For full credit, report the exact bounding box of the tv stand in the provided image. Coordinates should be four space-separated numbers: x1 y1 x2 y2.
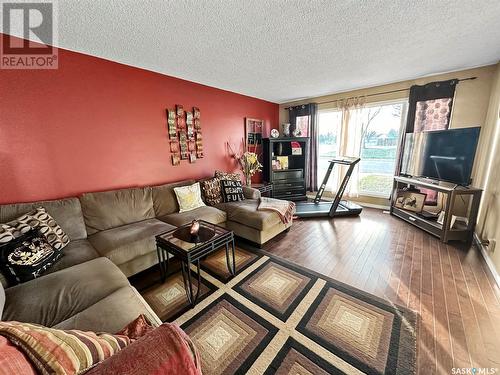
390 176 482 243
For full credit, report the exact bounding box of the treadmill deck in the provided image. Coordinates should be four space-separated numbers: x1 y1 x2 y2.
295 200 362 218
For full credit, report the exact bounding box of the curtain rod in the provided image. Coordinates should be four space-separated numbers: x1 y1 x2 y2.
284 76 477 109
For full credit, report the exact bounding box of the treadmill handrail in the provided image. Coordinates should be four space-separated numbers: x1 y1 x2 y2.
329 156 361 165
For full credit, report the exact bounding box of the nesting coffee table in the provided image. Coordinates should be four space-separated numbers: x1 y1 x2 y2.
155 220 236 306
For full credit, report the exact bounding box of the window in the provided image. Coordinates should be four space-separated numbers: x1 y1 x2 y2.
317 110 342 189
357 101 407 197
317 101 407 197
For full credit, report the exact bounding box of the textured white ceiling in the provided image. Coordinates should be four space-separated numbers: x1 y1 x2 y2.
6 0 500 103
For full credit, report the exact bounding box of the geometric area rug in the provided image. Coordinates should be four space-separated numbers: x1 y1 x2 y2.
141 246 418 375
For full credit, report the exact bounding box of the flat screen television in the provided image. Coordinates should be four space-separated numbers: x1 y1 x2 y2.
400 127 481 186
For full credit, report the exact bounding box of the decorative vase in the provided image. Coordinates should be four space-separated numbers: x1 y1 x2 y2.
245 173 252 187
281 123 291 137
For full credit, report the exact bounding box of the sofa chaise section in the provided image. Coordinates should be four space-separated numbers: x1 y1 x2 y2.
216 187 292 245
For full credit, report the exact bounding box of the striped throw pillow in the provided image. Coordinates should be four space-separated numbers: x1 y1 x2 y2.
0 321 131 375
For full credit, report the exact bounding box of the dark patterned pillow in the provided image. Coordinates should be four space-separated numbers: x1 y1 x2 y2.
200 177 223 206
220 179 245 202
6 207 70 250
215 170 241 182
0 229 63 285
0 224 16 245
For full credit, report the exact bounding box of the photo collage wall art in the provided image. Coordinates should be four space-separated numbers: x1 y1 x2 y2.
167 105 204 165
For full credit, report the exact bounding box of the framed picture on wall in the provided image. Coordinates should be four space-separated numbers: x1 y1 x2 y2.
295 115 309 137
245 118 264 164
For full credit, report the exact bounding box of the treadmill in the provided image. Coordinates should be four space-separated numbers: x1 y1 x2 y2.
295 156 363 218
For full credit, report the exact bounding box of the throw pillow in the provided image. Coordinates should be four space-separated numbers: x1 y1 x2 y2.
0 336 37 375
116 314 154 340
85 324 202 375
173 182 206 213
0 229 63 285
0 321 132 375
200 177 223 206
0 224 15 245
221 179 245 202
215 170 241 182
6 207 70 250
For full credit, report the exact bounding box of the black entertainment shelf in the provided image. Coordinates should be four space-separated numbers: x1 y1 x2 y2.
263 137 309 201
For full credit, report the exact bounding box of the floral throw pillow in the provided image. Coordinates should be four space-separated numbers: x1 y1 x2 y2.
200 178 223 206
215 170 241 182
173 182 206 213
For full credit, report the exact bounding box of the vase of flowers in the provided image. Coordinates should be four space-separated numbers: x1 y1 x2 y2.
228 142 263 187
239 151 262 187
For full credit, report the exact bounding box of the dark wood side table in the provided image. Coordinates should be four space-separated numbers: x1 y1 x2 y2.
155 220 235 306
252 182 273 197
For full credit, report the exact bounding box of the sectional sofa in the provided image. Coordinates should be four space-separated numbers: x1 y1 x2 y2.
0 179 292 333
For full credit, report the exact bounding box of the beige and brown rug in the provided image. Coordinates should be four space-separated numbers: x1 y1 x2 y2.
141 247 417 375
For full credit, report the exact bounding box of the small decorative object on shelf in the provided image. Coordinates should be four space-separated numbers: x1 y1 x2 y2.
281 123 291 137
292 128 301 137
227 139 263 187
291 141 302 155
270 128 279 138
394 190 426 213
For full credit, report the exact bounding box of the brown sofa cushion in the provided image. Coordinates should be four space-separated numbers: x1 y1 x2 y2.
53 287 162 333
88 219 174 266
151 180 196 217
0 198 87 241
216 199 281 231
3 258 129 327
158 206 226 227
80 187 155 235
43 239 99 276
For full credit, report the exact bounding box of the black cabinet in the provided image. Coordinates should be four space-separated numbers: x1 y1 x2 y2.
263 137 309 201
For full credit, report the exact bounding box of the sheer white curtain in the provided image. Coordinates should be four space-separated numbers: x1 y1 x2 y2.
331 97 366 198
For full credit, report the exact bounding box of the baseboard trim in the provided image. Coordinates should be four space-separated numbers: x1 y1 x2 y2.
473 232 500 288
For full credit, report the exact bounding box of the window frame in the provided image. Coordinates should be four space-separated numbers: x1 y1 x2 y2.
357 99 408 198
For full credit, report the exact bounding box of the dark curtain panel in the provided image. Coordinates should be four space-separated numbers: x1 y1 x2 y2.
308 104 319 191
396 79 458 205
288 104 311 130
405 79 458 133
288 103 318 191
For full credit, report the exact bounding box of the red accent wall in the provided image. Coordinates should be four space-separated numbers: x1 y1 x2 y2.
0 35 278 204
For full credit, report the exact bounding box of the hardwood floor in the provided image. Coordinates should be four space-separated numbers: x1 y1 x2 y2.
261 208 500 374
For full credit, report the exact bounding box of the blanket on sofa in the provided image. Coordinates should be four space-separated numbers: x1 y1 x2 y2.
258 197 295 224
